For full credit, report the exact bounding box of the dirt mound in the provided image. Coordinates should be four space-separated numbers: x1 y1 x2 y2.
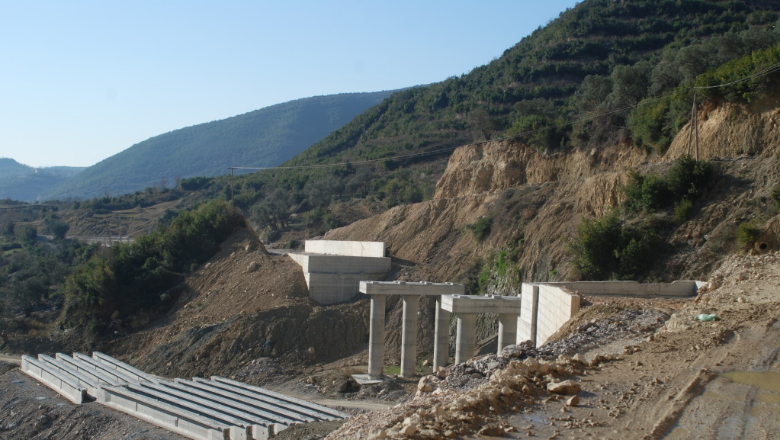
100 226 371 382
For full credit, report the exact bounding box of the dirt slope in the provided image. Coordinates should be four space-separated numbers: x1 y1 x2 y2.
327 250 780 439
99 226 371 382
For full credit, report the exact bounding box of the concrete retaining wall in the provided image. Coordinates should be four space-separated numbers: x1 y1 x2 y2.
517 284 539 345
304 240 385 258
535 285 581 346
542 280 700 297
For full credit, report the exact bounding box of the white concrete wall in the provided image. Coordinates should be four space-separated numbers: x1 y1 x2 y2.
535 285 581 346
542 280 699 297
305 240 385 258
308 272 387 304
517 284 538 345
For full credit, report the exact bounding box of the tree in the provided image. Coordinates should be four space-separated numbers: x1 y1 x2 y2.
49 220 70 240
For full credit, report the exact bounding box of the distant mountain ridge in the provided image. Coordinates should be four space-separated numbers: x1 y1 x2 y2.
0 158 85 202
38 90 396 200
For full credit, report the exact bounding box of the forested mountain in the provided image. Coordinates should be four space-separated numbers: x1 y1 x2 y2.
213 0 780 235
0 159 84 202
39 91 396 200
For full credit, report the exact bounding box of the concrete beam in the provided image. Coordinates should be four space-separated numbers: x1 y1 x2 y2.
304 240 385 258
207 376 349 420
73 352 137 384
400 295 419 378
21 355 87 404
368 294 386 379
121 382 262 439
440 294 522 315
172 379 308 425
433 297 450 370
359 281 465 296
93 352 158 383
37 354 99 396
97 385 236 440
55 353 123 387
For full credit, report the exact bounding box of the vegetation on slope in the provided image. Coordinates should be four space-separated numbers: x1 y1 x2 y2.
61 200 244 334
39 91 395 201
0 158 85 203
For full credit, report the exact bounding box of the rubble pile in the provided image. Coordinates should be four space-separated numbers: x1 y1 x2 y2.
539 308 669 357
325 347 606 440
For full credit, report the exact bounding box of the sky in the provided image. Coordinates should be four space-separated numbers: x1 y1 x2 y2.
0 0 580 168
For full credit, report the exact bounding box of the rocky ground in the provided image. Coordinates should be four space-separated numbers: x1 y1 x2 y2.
3 250 778 439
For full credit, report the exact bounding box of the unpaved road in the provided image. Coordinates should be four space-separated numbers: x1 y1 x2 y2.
0 354 19 365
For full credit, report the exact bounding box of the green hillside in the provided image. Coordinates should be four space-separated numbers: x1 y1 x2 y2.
205 0 780 236
0 159 85 202
39 91 396 200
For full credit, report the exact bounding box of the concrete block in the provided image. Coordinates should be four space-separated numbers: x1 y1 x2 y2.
304 240 385 258
21 355 87 404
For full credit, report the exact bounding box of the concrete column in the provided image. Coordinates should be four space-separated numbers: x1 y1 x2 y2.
368 295 386 379
454 313 477 365
400 295 419 378
497 313 518 355
433 296 450 370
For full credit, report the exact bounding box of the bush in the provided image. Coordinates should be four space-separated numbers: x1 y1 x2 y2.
772 186 780 205
467 217 493 241
667 155 713 200
736 221 762 250
673 198 694 223
571 211 663 280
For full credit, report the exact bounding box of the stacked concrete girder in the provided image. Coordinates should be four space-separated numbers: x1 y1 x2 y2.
21 352 349 440
289 240 391 305
20 355 89 404
440 295 523 364
359 280 465 378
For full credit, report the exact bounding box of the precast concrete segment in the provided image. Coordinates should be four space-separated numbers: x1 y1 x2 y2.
93 352 158 383
400 295 419 378
171 379 309 425
37 354 98 395
304 240 385 258
120 382 259 439
56 353 124 387
137 380 281 435
359 280 465 296
433 297 450 370
207 376 350 420
440 294 522 315
454 314 477 365
96 385 235 440
21 355 87 404
497 314 518 356
368 294 386 379
73 352 138 384
517 284 539 345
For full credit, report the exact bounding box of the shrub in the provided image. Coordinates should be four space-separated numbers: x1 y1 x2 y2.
467 217 493 241
673 198 694 223
571 211 663 280
667 155 713 200
736 221 762 250
772 186 780 205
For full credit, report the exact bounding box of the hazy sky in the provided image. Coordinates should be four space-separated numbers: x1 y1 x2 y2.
0 0 580 168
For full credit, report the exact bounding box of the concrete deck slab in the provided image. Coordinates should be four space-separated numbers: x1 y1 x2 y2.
304 240 385 258
359 280 465 296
